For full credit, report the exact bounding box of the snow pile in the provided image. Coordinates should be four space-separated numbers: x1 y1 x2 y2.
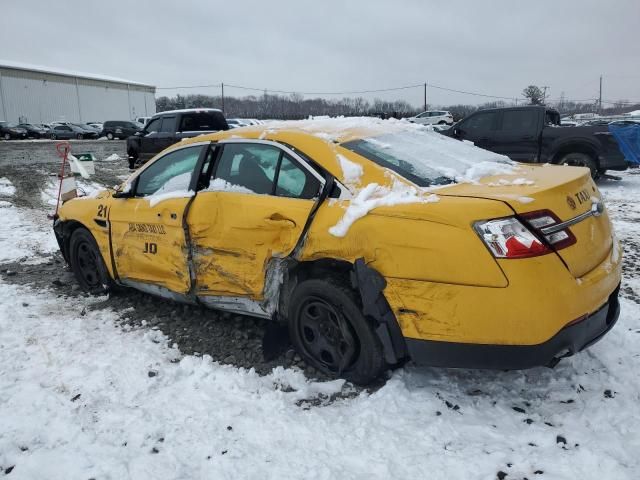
104 153 121 161
0 178 16 196
336 154 363 187
0 203 58 262
204 178 254 194
487 177 536 187
329 181 439 237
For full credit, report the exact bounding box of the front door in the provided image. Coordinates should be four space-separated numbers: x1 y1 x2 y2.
456 110 499 151
109 144 206 294
188 141 322 299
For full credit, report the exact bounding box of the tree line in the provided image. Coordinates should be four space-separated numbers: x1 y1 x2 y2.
156 91 639 122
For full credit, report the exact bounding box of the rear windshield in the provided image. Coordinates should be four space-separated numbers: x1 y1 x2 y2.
341 131 510 187
179 112 228 132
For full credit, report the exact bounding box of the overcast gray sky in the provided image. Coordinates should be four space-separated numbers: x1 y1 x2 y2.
2 0 639 108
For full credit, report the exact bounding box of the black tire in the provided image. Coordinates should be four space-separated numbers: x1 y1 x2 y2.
50 133 56 140
438 120 447 125
3 133 10 141
558 152 599 179
69 228 112 295
106 132 114 140
76 133 83 140
288 278 385 385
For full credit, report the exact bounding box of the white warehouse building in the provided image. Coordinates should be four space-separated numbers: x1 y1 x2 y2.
0 60 156 124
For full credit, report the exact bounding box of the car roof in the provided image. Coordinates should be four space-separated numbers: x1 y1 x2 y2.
152 108 223 117
173 117 437 185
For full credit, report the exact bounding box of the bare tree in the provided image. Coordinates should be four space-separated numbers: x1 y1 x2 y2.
522 85 544 105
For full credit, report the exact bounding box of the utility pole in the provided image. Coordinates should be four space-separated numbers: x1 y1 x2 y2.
541 86 549 105
424 82 427 112
221 82 225 113
598 75 602 114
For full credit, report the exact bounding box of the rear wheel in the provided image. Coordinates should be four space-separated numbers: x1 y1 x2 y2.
288 278 385 385
76 133 83 140
558 152 598 179
106 132 114 140
438 120 447 125
69 228 112 295
3 133 10 140
50 133 56 140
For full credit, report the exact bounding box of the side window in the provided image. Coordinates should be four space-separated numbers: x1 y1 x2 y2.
501 110 537 133
135 146 203 196
276 156 320 199
145 118 162 133
461 112 497 132
213 143 280 194
160 116 176 133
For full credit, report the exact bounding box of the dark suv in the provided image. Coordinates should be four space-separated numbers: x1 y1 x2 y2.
102 120 142 140
126 109 229 167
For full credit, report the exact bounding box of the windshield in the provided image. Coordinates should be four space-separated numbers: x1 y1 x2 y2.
4 122 19 128
341 130 512 187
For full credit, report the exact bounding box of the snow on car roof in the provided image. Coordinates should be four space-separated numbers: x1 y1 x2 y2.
0 59 155 88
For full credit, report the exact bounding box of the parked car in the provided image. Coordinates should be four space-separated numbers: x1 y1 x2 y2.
17 123 48 138
102 120 142 140
444 106 628 178
126 108 229 167
407 110 454 125
0 121 28 140
54 121 621 385
87 122 103 131
135 116 151 126
73 123 102 136
49 124 98 140
227 118 250 128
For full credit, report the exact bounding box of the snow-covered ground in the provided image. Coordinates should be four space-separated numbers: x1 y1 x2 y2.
1 171 640 479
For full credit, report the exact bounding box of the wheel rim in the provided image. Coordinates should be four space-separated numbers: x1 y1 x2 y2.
75 240 101 288
4 133 9 140
296 297 358 374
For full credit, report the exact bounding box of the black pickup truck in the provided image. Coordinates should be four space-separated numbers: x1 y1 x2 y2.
444 106 628 177
126 108 229 168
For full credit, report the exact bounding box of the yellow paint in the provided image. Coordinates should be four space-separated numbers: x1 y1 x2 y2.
57 123 622 348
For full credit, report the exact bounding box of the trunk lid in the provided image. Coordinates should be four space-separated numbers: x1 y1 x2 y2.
438 164 613 278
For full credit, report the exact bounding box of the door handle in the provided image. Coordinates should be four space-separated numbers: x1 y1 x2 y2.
264 213 296 228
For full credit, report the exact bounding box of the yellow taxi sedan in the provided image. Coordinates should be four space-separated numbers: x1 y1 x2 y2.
53 119 622 384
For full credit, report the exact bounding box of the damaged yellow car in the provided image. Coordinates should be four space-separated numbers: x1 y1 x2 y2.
53 119 622 384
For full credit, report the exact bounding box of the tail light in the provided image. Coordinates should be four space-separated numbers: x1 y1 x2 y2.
520 209 577 250
475 210 577 260
474 217 550 258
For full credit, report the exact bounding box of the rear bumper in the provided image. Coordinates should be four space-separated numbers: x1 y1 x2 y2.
406 285 620 369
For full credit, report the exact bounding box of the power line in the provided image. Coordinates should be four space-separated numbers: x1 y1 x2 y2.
156 80 639 105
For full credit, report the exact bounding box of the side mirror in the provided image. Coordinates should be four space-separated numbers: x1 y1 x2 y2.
112 190 133 199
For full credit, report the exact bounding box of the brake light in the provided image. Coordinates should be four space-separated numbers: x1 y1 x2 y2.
520 209 577 250
474 217 550 258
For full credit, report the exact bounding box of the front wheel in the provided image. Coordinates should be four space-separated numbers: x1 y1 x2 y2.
558 152 598 179
3 133 10 140
76 133 83 140
50 133 56 140
106 132 114 140
288 278 385 385
69 228 112 295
